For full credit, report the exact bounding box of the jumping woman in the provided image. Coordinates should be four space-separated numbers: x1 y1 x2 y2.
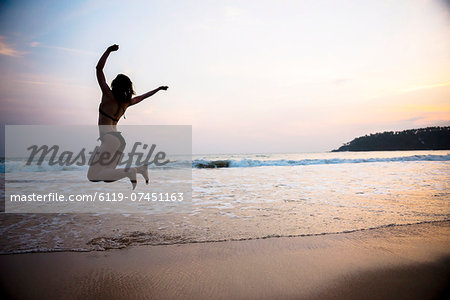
87 44 168 189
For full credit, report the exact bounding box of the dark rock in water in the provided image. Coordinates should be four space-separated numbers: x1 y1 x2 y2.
194 160 230 168
332 126 450 152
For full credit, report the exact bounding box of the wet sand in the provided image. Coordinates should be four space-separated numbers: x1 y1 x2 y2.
0 221 449 300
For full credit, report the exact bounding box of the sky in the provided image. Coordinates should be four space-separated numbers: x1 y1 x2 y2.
0 0 449 154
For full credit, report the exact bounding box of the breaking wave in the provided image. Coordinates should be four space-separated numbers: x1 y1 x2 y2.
192 154 450 168
2 154 449 173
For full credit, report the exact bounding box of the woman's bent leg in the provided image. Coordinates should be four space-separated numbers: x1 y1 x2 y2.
87 133 138 189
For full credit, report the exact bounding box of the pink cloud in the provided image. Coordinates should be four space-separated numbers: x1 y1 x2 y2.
0 36 26 57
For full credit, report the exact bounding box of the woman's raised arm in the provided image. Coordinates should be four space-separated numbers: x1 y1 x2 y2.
96 44 118 94
129 86 168 106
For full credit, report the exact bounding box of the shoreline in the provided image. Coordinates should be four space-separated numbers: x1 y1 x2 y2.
1 220 449 299
1 219 449 255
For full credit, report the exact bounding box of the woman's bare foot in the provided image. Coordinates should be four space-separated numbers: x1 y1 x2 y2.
137 164 149 185
129 168 137 190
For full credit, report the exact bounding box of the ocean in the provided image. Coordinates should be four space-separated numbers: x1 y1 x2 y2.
1 150 449 254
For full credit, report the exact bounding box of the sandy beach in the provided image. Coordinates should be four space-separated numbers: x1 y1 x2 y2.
0 221 448 299
2 0 450 299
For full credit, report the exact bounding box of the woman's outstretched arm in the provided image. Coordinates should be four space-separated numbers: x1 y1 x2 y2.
96 44 118 94
129 86 168 106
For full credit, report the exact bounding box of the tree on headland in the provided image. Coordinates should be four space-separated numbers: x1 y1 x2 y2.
332 126 450 152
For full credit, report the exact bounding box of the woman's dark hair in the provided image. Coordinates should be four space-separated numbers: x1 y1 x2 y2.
111 74 135 103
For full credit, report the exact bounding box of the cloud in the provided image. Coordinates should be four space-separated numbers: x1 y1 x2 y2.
403 81 450 92
332 78 352 85
224 6 243 17
0 36 26 57
30 41 96 56
10 77 96 91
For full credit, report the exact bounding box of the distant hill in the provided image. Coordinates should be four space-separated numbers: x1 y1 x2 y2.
332 126 450 152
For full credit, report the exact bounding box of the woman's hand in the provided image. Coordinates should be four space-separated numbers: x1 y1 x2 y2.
107 44 119 52
159 86 169 91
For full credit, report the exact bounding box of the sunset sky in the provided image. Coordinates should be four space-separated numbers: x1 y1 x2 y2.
0 0 449 153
